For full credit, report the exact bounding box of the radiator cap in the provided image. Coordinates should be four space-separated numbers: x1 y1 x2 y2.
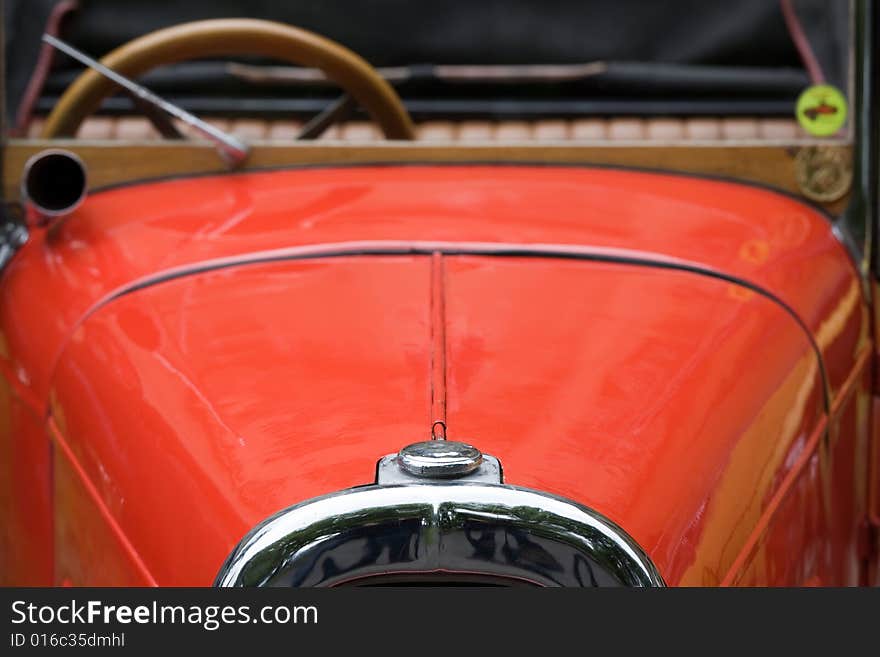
397 440 483 478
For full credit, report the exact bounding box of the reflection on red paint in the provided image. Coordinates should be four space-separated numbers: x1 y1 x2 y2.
0 166 873 585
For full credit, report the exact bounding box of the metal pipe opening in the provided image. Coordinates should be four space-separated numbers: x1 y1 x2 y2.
21 149 87 219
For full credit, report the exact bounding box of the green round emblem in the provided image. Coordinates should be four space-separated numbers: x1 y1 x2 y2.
795 85 847 137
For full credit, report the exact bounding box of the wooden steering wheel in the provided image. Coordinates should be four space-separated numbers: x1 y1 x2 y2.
41 18 416 140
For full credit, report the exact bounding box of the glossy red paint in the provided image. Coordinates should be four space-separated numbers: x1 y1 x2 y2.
47 255 840 585
0 383 52 585
724 347 872 586
443 256 832 586
50 418 155 586
0 167 866 404
50 258 433 584
0 165 873 585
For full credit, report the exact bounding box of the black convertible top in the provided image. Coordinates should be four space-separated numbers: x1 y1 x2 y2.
3 0 850 124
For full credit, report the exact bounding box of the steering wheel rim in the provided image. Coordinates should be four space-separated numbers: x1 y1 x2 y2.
41 18 416 140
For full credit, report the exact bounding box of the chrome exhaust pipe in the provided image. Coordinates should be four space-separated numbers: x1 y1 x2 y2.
21 149 87 221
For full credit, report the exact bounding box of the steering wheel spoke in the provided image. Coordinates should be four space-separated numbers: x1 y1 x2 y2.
297 94 357 140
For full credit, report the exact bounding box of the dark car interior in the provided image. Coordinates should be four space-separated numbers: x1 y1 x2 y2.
3 0 850 142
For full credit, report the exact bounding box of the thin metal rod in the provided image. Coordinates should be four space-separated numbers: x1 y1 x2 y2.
14 0 79 135
430 252 448 440
779 0 825 84
227 61 608 86
42 34 249 167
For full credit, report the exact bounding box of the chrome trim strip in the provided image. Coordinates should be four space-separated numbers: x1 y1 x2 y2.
214 483 665 587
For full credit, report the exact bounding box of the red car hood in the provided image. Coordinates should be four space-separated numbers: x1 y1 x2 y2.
51 251 824 586
2 166 862 402
1 165 859 585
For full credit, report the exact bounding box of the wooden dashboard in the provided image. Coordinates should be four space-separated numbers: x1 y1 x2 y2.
2 117 853 216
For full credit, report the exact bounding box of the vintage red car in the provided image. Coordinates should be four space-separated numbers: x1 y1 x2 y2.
0 0 878 586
